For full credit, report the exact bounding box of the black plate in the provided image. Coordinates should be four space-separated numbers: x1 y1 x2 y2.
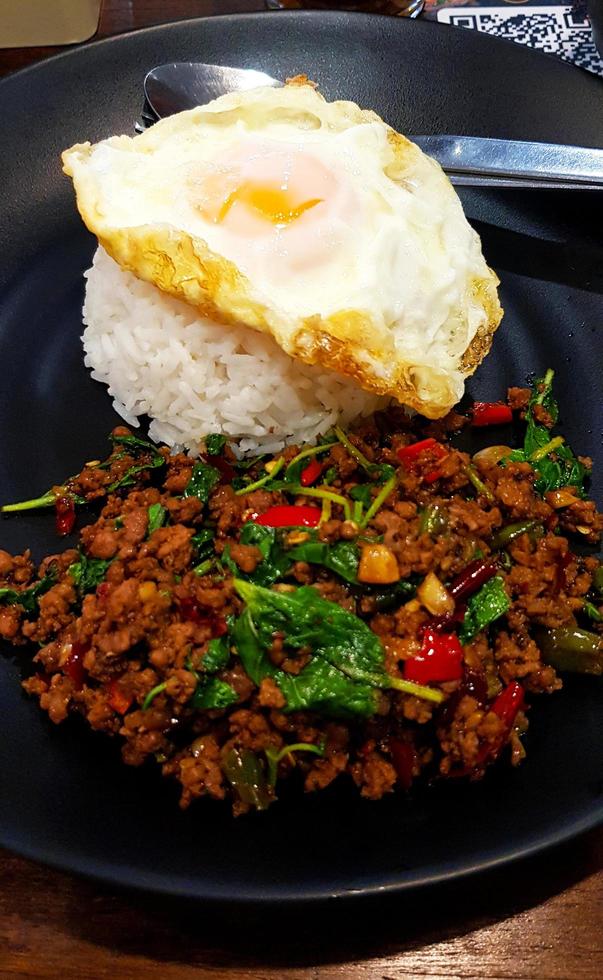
0 12 601 904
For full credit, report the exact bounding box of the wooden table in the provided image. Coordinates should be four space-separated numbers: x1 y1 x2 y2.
0 3 601 977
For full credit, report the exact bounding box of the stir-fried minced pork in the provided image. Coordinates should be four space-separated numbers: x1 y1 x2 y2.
1 372 601 815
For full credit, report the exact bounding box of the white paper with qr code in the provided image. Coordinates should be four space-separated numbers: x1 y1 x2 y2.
436 5 603 77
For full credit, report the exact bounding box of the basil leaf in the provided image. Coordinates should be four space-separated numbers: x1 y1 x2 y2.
349 485 373 508
233 606 380 718
147 502 167 535
0 566 58 616
532 444 589 496
287 536 359 584
183 462 220 504
109 433 159 454
508 371 589 497
107 435 165 492
233 580 442 718
68 553 112 597
205 434 227 456
190 677 238 710
370 463 396 485
282 458 305 485
582 600 603 623
223 523 292 587
202 636 231 673
191 528 215 561
458 576 510 643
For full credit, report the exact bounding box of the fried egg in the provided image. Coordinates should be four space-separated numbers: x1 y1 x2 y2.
62 81 503 418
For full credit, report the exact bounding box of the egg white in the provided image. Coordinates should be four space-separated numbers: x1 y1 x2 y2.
62 81 502 418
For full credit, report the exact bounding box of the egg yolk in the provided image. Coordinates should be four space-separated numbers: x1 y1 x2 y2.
189 142 355 279
193 144 336 235
216 182 323 226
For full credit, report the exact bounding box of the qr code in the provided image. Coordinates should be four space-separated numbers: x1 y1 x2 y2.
437 5 603 77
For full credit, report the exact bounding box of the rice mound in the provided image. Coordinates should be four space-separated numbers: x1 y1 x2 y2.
82 248 386 456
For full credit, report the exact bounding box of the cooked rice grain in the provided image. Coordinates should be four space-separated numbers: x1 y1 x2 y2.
82 248 385 455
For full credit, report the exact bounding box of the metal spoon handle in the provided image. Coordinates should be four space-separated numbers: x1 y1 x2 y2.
412 135 603 189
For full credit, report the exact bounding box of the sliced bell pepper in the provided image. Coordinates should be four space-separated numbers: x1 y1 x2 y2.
404 628 463 684
255 504 321 528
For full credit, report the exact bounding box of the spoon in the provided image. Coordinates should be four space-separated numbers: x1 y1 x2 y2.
143 62 603 191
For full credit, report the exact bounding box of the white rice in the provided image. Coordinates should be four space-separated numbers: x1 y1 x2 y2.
82 248 385 456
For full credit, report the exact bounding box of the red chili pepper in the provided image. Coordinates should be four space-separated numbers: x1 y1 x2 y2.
96 582 111 602
55 495 76 536
449 558 498 602
404 629 463 684
439 665 489 727
201 452 235 484
389 738 418 791
397 438 448 484
300 458 323 487
358 738 376 759
64 641 87 690
554 550 573 595
107 678 133 715
254 504 321 528
471 402 513 427
208 614 228 637
423 466 446 484
462 666 489 706
491 680 524 727
424 601 467 634
473 681 525 768
179 598 228 637
397 438 442 466
179 596 203 624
